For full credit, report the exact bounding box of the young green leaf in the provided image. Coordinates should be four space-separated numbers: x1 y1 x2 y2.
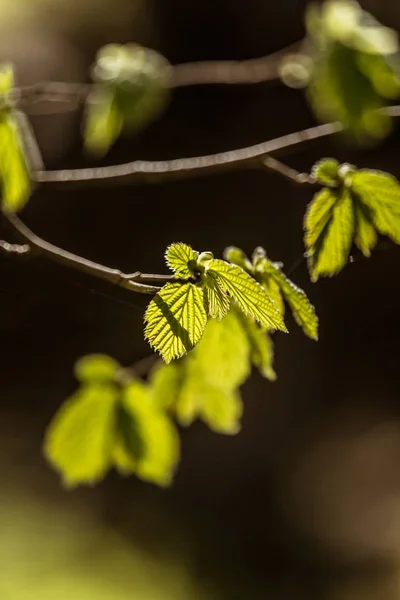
354 200 378 257
202 272 230 320
44 384 117 487
74 354 121 384
261 262 319 340
223 246 253 271
305 187 355 281
149 360 182 410
0 113 31 212
236 310 276 381
83 86 123 156
208 259 287 332
144 282 207 363
188 310 251 392
312 158 340 187
351 169 400 243
165 242 198 279
113 381 179 487
201 386 243 435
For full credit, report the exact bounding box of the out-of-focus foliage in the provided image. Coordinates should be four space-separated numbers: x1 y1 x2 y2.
145 243 287 363
0 64 31 212
0 492 210 600
305 158 400 279
280 0 400 142
45 354 180 487
84 43 172 155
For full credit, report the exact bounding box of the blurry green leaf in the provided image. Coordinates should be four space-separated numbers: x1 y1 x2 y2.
114 381 179 486
83 86 123 156
290 0 400 142
149 360 182 410
223 246 253 271
208 259 287 331
354 200 378 256
201 386 243 435
237 311 277 381
144 282 207 363
0 65 31 212
165 242 198 278
305 186 355 280
44 384 117 487
351 169 400 243
86 43 172 155
203 271 230 320
261 276 285 317
74 354 121 384
189 311 251 392
312 158 340 186
0 113 31 212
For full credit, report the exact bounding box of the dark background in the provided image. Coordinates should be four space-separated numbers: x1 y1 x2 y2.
1 1 400 598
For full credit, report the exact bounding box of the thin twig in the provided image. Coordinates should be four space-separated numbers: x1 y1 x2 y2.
34 121 343 186
0 239 30 255
3 212 170 295
9 42 299 110
262 156 317 185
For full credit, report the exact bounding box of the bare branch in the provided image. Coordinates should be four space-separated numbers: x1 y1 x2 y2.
33 121 342 186
261 156 317 185
0 239 30 255
3 212 172 295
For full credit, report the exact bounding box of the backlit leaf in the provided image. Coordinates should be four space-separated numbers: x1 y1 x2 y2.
83 86 123 156
0 113 31 213
261 262 318 340
44 384 117 487
165 242 198 278
74 354 121 384
148 360 182 410
354 200 378 256
351 169 400 243
113 381 179 487
305 187 355 280
201 386 243 435
236 311 277 381
312 158 340 186
203 271 230 320
144 282 207 362
208 259 287 331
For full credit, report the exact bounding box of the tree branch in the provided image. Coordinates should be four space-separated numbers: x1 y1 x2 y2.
3 212 173 295
10 42 299 111
33 121 342 186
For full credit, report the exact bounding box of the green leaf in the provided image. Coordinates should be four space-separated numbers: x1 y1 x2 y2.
236 310 276 381
175 376 243 435
114 381 179 486
189 310 251 392
203 271 230 320
83 86 123 156
165 242 198 279
305 187 355 280
44 384 117 487
223 246 253 271
302 1 400 142
74 354 121 384
86 44 172 155
208 259 287 331
351 169 400 243
261 263 318 340
144 282 207 363
312 158 340 186
354 200 378 257
201 386 243 435
261 276 285 317
148 360 182 410
0 69 31 213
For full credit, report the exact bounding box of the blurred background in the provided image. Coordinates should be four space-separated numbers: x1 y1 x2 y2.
1 0 400 598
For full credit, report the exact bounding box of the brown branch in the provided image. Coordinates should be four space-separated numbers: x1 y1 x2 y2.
3 212 173 295
33 121 342 186
10 42 299 111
